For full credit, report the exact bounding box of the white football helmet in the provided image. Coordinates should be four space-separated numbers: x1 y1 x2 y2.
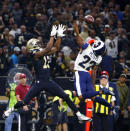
91 40 106 56
26 38 40 52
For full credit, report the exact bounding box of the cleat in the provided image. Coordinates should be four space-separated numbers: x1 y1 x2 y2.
3 107 14 119
101 88 115 96
78 114 92 122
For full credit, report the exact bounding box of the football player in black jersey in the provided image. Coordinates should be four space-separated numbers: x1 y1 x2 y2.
4 24 92 122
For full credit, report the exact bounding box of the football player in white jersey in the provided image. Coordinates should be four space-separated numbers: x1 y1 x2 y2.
73 21 115 108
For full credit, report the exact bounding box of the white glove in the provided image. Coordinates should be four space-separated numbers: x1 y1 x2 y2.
50 25 57 36
57 24 66 37
96 55 102 65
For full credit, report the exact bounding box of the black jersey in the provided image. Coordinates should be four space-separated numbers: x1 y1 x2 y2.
31 49 50 80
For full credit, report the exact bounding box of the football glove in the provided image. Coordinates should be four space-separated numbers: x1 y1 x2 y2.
50 25 57 37
101 88 115 96
57 24 66 37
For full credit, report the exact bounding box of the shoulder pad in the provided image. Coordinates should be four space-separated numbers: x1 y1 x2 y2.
82 43 89 50
30 49 40 57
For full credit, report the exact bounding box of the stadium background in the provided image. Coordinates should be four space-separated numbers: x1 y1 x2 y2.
0 0 130 131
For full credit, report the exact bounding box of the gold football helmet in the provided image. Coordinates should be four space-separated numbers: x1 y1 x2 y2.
26 38 40 52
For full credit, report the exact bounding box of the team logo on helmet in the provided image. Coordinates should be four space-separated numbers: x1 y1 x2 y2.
26 38 40 52
92 40 106 56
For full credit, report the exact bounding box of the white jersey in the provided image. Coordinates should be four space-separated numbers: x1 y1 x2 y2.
74 44 102 72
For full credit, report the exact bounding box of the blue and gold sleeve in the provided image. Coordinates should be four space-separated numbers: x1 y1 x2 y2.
82 43 89 50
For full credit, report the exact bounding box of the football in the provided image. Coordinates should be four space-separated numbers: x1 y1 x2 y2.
84 15 94 24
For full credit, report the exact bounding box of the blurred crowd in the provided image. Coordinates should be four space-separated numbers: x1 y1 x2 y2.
0 0 130 131
0 0 130 77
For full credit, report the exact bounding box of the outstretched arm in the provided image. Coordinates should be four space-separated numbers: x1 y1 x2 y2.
48 37 61 55
34 25 57 58
48 24 66 54
91 66 97 89
73 20 83 47
34 36 55 58
34 24 66 57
